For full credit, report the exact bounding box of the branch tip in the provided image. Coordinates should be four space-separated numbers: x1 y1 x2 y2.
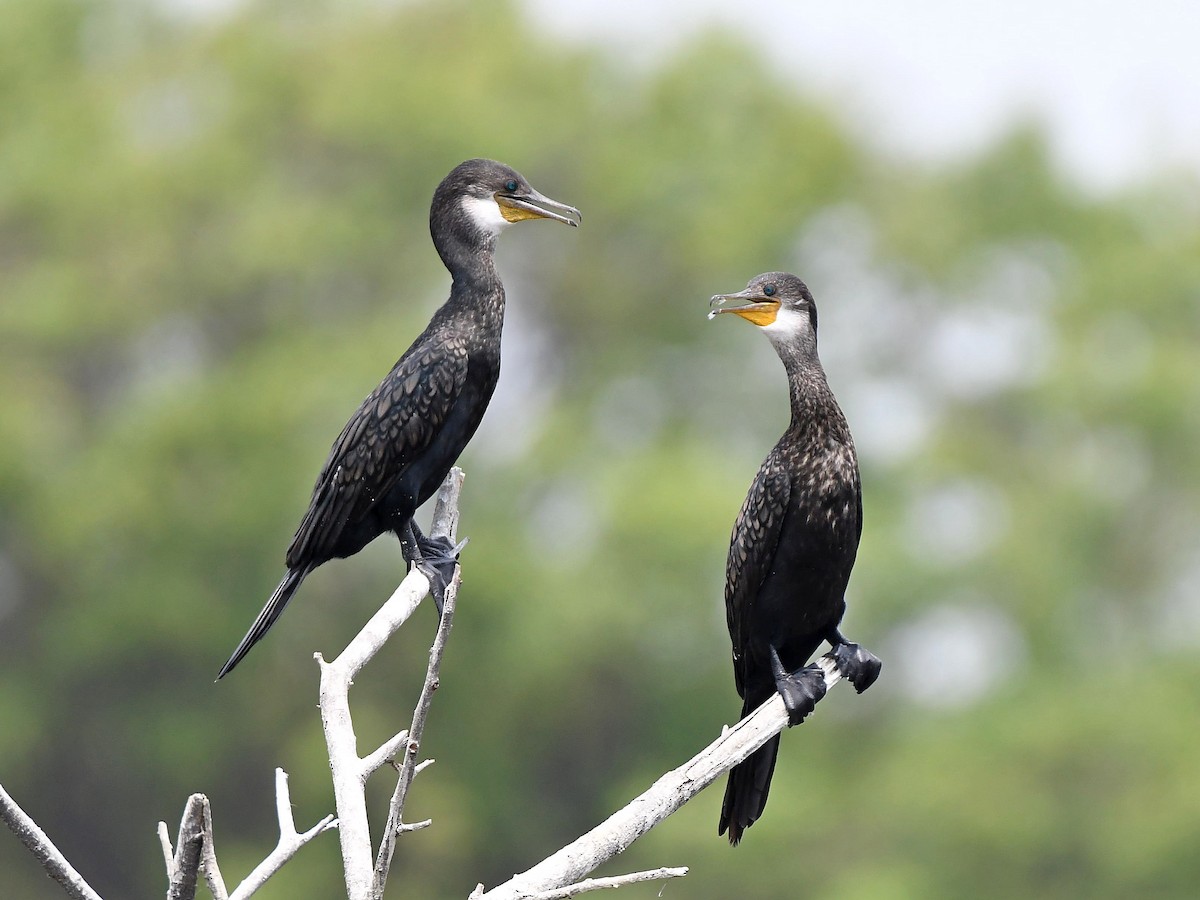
158 821 174 874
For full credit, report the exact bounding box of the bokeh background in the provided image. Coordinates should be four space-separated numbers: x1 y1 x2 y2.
3 1 1199 897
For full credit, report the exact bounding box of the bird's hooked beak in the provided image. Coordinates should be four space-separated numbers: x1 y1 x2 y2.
708 287 781 326
495 187 582 227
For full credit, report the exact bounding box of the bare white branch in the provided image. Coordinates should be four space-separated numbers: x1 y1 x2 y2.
475 658 844 899
396 818 433 833
316 648 374 899
426 467 465 546
197 801 230 900
318 467 465 900
373 472 466 894
316 560 435 897
159 821 175 879
227 769 336 900
157 772 329 900
360 730 411 780
274 767 298 834
1 782 105 900
326 571 432 680
372 572 459 887
167 794 207 900
5 470 468 900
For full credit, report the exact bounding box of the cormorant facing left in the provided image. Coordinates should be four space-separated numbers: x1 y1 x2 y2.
709 272 881 844
217 159 580 679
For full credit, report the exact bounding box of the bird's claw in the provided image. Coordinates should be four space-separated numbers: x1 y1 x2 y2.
412 533 465 616
826 641 882 694
770 646 827 726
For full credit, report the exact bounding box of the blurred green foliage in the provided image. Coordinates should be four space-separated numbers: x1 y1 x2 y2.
2 1 1200 898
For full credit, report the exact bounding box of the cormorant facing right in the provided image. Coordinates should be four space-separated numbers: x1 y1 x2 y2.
218 159 580 679
709 272 881 844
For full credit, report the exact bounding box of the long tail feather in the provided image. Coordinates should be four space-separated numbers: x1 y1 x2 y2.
216 566 312 680
718 702 780 845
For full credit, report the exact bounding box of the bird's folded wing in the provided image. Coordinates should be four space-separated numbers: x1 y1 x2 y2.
285 340 470 567
724 460 791 699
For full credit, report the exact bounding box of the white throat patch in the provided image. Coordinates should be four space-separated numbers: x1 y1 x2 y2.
761 306 810 340
460 195 511 237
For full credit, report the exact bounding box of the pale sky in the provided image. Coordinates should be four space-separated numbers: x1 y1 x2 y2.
166 0 1200 190
522 0 1200 191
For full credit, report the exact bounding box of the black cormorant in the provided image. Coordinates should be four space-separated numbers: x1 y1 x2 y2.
217 159 580 679
708 272 881 844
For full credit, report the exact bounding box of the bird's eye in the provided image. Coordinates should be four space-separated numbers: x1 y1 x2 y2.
504 179 518 193
763 284 777 297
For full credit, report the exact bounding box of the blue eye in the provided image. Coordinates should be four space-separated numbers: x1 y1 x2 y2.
504 179 518 193
763 284 776 297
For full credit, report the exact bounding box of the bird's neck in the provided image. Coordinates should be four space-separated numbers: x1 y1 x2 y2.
781 355 845 439
438 227 500 283
432 225 503 316
442 258 506 340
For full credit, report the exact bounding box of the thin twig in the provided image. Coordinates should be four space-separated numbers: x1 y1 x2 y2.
228 769 336 900
475 658 844 899
521 866 689 899
360 729 410 779
0 782 104 900
198 798 230 900
372 571 459 890
396 818 433 834
158 821 175 879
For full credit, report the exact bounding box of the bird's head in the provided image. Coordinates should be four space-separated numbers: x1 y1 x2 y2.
709 272 819 354
436 159 581 241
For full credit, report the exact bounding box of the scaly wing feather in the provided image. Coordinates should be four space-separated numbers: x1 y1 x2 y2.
725 455 791 699
285 337 469 568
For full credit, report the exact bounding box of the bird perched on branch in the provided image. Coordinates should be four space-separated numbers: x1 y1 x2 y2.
218 159 580 679
708 272 881 844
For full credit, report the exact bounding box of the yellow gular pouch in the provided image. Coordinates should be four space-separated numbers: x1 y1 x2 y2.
495 194 549 223
729 300 781 327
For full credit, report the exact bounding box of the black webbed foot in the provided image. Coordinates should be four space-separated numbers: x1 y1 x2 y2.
401 522 467 615
826 640 882 694
770 646 828 726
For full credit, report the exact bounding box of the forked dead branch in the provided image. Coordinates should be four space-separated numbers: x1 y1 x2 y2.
2 467 855 899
